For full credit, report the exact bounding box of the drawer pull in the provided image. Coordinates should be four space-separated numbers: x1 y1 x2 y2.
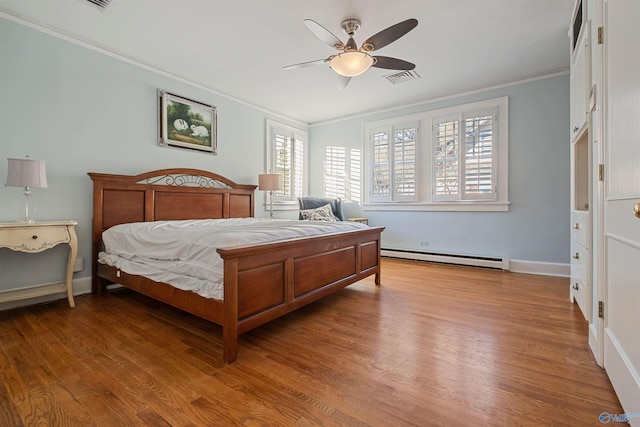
32 235 38 240
573 252 581 260
573 126 579 133
573 223 580 230
573 283 579 290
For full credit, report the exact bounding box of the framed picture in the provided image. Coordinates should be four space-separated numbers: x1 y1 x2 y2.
158 90 217 154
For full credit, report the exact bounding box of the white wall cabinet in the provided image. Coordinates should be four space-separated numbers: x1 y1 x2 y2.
570 210 589 317
570 144 591 321
568 0 591 321
570 29 588 140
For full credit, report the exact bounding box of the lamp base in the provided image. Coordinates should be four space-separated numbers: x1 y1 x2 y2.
269 190 274 219
16 218 36 224
15 188 38 224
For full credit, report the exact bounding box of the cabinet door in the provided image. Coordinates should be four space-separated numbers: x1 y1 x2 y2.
570 30 588 140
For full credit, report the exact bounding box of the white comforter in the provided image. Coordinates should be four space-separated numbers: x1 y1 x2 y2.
99 218 368 300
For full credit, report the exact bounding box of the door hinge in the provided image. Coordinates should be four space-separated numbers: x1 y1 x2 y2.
598 164 605 181
599 301 604 318
598 27 603 44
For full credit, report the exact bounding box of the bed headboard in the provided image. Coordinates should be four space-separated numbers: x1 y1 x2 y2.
88 168 257 286
89 168 256 228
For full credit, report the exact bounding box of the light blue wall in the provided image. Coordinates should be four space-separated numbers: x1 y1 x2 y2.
0 18 303 289
309 75 570 263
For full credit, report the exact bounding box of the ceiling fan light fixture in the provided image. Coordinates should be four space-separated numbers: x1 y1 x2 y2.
329 51 374 77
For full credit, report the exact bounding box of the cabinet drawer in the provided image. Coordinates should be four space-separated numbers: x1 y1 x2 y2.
571 210 589 248
570 276 588 320
570 239 588 284
0 226 70 253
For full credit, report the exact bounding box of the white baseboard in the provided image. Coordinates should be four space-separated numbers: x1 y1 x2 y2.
0 276 92 311
589 323 604 367
381 248 509 270
382 248 569 278
508 259 569 277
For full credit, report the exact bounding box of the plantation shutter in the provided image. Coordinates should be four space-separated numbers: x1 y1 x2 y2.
463 109 496 200
324 146 362 203
392 123 418 201
349 148 362 203
433 108 497 201
368 123 418 202
325 146 346 199
433 114 460 200
293 136 304 198
369 127 391 201
272 126 305 202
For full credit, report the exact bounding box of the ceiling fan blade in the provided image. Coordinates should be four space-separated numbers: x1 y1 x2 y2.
282 58 329 70
304 19 345 50
372 56 416 70
338 75 351 90
361 18 418 52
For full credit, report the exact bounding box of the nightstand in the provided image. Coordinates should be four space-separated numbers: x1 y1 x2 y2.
0 220 78 308
347 217 368 225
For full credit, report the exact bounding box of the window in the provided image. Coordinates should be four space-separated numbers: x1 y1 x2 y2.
433 107 497 201
324 146 362 203
367 121 419 202
266 120 307 209
364 97 508 211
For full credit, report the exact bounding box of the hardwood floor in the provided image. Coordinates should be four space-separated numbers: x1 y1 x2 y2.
0 258 622 426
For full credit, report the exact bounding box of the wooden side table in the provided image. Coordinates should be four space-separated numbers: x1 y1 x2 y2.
347 217 369 225
0 220 78 308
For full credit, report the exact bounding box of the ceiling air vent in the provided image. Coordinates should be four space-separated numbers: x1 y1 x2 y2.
84 0 112 10
384 70 421 85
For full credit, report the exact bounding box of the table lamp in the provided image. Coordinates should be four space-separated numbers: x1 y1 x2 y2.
5 157 48 223
258 173 282 218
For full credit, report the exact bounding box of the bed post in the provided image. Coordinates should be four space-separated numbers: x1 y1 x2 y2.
222 258 239 363
91 176 104 293
375 234 382 286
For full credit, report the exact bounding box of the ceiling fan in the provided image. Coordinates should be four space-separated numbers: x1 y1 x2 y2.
283 18 419 89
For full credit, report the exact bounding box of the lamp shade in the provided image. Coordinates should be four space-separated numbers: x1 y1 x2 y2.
258 173 282 191
329 51 375 77
5 158 48 188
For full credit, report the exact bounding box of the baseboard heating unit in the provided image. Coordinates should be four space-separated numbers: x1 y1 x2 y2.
381 248 510 271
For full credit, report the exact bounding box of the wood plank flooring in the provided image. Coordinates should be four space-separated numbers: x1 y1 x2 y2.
0 258 622 426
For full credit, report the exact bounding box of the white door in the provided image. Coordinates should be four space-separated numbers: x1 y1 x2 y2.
603 0 640 421
587 0 604 366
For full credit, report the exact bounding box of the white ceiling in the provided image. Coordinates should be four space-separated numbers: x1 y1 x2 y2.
0 0 574 124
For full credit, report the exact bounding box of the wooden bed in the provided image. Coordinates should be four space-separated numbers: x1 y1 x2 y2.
88 168 384 363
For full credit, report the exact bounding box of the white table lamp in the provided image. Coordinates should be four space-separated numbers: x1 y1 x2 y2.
5 157 48 223
258 173 282 218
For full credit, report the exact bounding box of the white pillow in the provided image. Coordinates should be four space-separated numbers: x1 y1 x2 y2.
299 203 337 221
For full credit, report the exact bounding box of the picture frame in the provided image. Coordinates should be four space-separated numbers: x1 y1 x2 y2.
158 90 217 154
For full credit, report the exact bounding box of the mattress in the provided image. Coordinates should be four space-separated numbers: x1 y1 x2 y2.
98 218 368 300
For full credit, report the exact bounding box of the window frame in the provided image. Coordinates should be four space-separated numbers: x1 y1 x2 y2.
366 119 420 203
432 106 498 202
265 119 308 211
363 97 509 212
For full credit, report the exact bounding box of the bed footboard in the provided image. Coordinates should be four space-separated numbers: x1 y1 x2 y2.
217 226 384 363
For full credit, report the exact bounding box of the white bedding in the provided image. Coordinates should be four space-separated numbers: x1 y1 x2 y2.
99 218 368 301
